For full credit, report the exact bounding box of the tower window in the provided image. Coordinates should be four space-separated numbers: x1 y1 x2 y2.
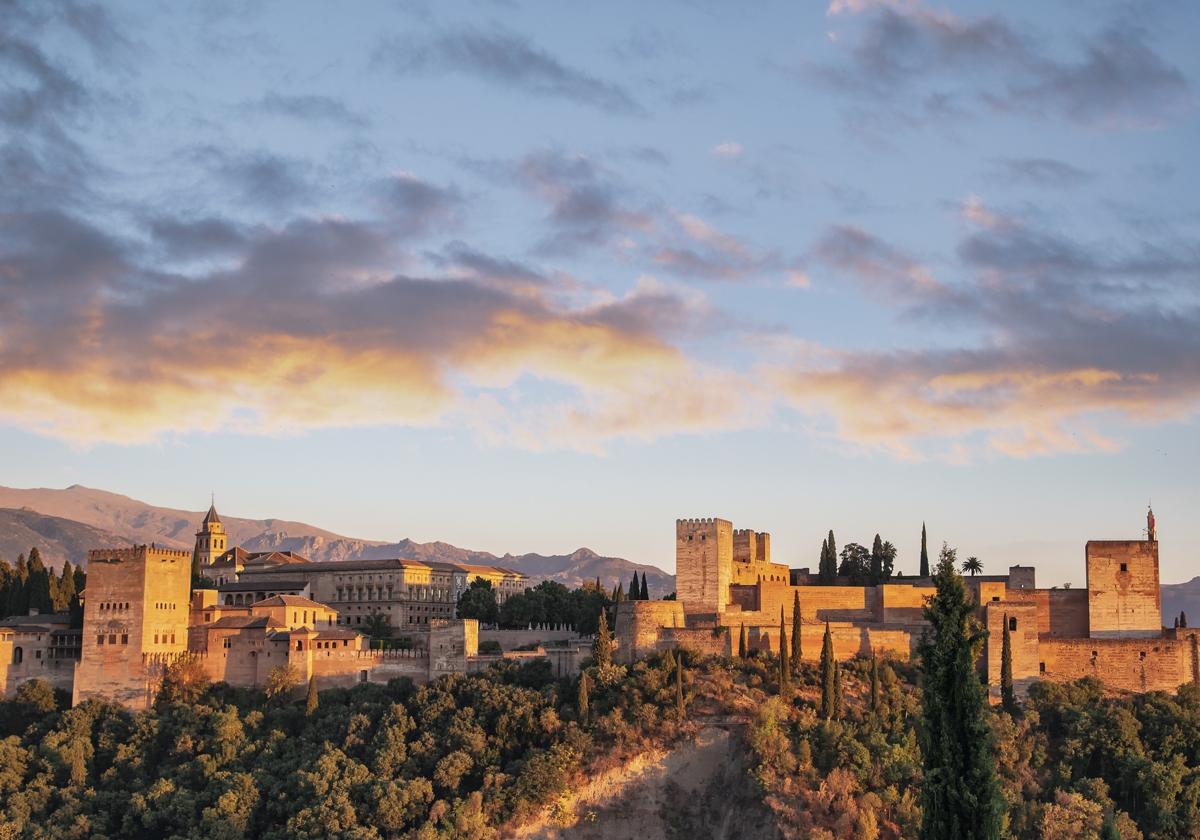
1039 662 1045 673
1119 563 1128 572
1008 617 1017 631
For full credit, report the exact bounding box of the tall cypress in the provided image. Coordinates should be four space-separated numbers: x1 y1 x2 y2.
613 582 624 603
676 660 686 719
628 571 640 601
1000 615 1016 713
819 621 836 719
918 544 1004 840
778 608 790 692
920 522 930 578
593 610 613 668
640 572 649 601
738 622 747 658
870 534 884 586
870 653 880 713
56 561 77 612
790 591 803 674
578 671 591 723
305 675 319 716
833 660 842 720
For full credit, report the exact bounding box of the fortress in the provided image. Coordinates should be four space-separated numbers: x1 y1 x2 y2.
0 504 599 710
615 510 1200 697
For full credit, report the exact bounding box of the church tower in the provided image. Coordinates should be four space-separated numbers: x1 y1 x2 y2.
193 501 227 568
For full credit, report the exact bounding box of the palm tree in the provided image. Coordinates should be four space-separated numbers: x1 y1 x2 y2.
961 556 983 576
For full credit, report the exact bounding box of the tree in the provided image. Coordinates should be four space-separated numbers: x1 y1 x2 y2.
1000 614 1016 713
818 530 839 583
676 660 686 719
264 664 301 701
918 543 1004 840
879 540 897 582
833 660 842 719
577 671 590 723
870 653 880 713
305 675 319 716
778 608 790 693
157 655 210 706
363 612 393 642
962 556 984 576
820 622 836 720
790 591 802 674
639 572 649 601
1181 611 1189 629
613 581 624 603
920 522 930 578
870 534 884 586
456 579 499 625
738 623 747 658
838 543 871 583
628 571 640 601
592 609 613 668
55 561 77 612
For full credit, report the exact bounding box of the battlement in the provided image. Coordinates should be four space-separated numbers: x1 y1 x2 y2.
87 545 191 564
676 517 730 529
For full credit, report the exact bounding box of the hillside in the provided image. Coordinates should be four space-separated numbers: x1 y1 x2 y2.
1161 576 1200 626
0 485 673 594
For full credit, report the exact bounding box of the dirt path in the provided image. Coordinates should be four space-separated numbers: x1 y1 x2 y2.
505 725 778 840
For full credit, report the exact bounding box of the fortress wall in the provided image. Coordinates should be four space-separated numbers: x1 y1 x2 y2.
479 628 581 650
743 621 916 661
1087 541 1161 638
1005 589 1089 637
983 603 1041 699
880 584 934 624
615 601 685 664
728 585 758 612
1039 636 1193 693
730 560 790 586
662 626 732 658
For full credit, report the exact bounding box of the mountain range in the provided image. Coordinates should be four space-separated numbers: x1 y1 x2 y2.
0 485 674 597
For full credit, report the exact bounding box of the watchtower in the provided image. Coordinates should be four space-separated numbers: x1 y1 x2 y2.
193 502 227 568
1085 538 1161 639
675 518 733 615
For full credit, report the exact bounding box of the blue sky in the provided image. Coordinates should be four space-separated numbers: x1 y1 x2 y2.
2 0 1199 584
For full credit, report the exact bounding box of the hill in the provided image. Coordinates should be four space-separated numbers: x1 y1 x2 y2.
0 485 673 595
1161 576 1200 627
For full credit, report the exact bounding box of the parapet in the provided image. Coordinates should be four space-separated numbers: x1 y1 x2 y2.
677 517 731 528
87 545 192 564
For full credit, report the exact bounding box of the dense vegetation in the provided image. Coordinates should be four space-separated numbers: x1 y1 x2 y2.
0 547 84 621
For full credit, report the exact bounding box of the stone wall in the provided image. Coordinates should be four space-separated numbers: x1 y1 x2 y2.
479 627 582 651
675 518 732 614
614 600 685 664
982 602 1041 699
1086 540 1161 638
1039 636 1194 693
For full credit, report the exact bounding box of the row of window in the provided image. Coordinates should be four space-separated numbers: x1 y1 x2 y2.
96 634 129 645
98 602 130 612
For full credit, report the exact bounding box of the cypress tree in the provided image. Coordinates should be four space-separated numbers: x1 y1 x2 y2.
613 582 624 603
870 534 884 586
918 544 1004 840
1000 615 1016 713
9 554 28 616
1181 611 1189 629
790 591 803 674
26 548 54 615
819 621 836 719
662 647 676 674
578 671 591 723
593 609 613 668
778 608 790 692
1100 818 1121 840
738 622 747 658
920 522 930 578
305 675 319 716
640 572 649 601
57 561 77 612
870 653 880 713
676 660 686 719
833 660 842 720
628 571 640 601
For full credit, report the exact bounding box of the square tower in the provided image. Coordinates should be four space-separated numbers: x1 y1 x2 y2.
74 545 192 709
676 518 733 615
1085 540 1161 639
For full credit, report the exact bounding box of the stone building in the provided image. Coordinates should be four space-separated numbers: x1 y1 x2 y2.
0 612 80 696
618 509 1197 697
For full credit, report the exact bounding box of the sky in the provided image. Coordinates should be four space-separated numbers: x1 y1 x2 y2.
2 0 1199 585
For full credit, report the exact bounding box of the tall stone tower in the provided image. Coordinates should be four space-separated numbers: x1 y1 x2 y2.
676 518 733 615
193 502 227 569
74 545 193 709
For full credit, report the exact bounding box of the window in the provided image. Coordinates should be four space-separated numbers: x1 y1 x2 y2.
1008 617 1017 631
121 634 128 645
1119 563 1128 572
108 634 116 645
1039 662 1046 673
97 635 104 646
359 669 368 683
12 647 23 664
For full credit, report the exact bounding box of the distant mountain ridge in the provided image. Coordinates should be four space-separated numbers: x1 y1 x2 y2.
0 485 673 596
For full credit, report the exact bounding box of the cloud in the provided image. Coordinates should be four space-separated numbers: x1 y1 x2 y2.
810 224 944 298
251 92 369 127
375 26 643 115
711 141 744 158
373 172 464 238
194 148 314 212
814 2 1191 128
988 157 1092 189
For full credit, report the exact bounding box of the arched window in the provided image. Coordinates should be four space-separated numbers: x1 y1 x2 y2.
12 647 22 665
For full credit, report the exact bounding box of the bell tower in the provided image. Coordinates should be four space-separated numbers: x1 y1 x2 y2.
193 499 227 568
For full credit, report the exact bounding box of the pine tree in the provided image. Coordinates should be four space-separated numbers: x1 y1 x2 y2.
778 608 790 693
918 544 1004 840
738 622 747 658
578 671 591 723
790 591 803 674
820 621 836 719
639 572 649 601
870 653 880 713
629 571 640 601
676 660 686 719
305 675 319 716
870 534 884 586
593 609 613 668
1000 614 1016 713
920 522 930 578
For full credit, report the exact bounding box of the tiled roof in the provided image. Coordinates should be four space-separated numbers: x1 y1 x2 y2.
240 557 527 578
0 612 72 629
217 579 308 592
254 594 329 609
207 615 282 630
202 504 221 525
